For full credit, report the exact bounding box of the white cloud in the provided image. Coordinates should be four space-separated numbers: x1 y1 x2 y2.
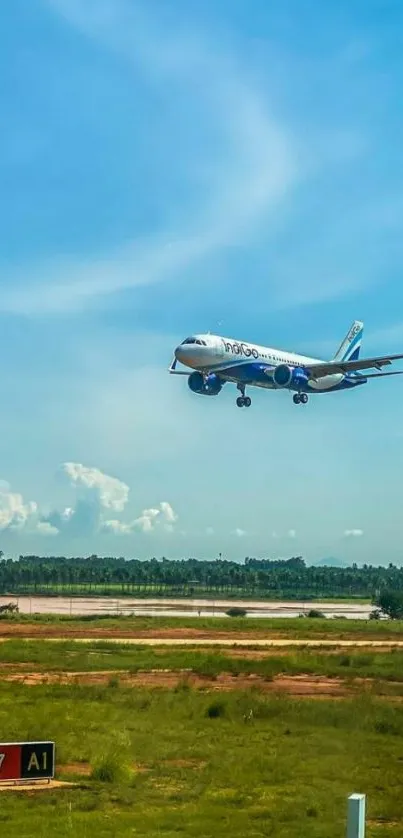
0 481 38 530
0 484 61 536
36 521 59 536
344 529 364 538
233 528 246 537
3 461 179 539
132 507 161 534
100 519 133 536
103 501 179 535
2 0 297 316
288 529 297 539
0 487 37 532
160 501 177 525
61 462 129 511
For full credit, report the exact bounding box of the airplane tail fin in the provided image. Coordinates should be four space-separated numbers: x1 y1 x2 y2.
332 320 364 363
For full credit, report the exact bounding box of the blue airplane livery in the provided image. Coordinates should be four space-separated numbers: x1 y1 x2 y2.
169 321 403 407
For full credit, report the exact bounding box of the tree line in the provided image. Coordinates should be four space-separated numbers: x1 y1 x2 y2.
0 553 402 599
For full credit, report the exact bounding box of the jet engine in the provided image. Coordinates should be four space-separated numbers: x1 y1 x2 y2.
273 364 310 389
188 371 223 396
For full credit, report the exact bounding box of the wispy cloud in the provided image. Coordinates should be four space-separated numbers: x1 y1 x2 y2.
1 0 297 316
344 529 364 538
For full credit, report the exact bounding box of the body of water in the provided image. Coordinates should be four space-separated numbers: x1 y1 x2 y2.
0 595 373 619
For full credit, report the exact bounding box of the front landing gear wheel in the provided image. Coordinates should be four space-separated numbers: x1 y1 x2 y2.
236 396 252 408
293 394 301 405
300 393 308 404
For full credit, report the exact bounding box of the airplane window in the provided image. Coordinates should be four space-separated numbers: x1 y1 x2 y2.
181 337 197 344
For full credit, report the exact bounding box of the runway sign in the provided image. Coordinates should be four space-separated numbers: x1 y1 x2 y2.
0 742 55 782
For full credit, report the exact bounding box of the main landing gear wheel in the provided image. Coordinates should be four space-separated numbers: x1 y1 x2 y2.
293 393 308 405
236 384 251 408
236 396 251 408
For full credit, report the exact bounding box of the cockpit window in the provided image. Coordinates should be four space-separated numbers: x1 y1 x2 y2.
181 337 207 346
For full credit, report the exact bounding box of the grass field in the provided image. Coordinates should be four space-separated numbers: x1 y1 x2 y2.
2 639 403 684
0 684 401 836
0 612 402 639
0 618 402 836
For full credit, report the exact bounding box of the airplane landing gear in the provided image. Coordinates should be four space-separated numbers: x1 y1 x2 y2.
236 384 251 408
293 393 308 405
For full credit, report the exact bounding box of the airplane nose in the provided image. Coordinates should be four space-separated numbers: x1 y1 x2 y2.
174 346 186 363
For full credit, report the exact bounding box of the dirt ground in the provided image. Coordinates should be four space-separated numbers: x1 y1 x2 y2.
0 624 306 640
0 668 387 698
0 622 398 643
0 624 232 639
0 623 403 650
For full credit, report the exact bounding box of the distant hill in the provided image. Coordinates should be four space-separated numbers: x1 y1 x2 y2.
313 556 348 568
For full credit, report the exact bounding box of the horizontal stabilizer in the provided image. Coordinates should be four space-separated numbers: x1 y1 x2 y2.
363 370 403 379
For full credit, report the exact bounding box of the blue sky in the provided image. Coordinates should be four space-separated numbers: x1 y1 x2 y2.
1 0 403 564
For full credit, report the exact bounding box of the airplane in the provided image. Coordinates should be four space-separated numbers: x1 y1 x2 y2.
169 321 403 407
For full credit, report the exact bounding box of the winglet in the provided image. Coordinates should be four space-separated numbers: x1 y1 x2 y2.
168 357 190 375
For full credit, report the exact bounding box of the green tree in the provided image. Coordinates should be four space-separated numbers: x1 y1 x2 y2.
376 589 403 619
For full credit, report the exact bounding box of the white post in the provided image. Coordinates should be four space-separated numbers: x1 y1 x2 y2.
347 794 366 838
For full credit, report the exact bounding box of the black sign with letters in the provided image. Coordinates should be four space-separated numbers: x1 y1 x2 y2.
21 742 55 780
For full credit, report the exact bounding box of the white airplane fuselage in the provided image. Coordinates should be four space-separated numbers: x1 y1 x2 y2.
171 326 368 406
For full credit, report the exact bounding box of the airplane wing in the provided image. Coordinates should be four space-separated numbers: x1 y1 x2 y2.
305 352 403 379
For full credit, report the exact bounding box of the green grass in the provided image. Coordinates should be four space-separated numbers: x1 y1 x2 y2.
1 639 403 685
1 613 401 638
0 682 401 836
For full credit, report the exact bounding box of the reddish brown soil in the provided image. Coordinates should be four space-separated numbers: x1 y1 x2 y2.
59 762 91 776
0 624 242 639
0 668 353 696
0 622 401 648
